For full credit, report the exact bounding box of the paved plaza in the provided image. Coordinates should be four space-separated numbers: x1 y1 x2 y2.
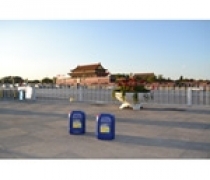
0 100 210 158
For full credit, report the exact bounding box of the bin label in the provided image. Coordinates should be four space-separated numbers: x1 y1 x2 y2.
73 120 82 128
100 124 110 133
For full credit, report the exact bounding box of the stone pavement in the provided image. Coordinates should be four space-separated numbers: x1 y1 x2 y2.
0 100 210 158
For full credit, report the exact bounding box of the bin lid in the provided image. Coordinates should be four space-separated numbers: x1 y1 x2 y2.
69 111 86 119
97 113 115 122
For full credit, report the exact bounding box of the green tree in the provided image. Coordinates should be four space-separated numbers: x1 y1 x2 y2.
147 75 156 83
28 80 40 84
42 77 53 84
179 76 183 82
157 74 163 83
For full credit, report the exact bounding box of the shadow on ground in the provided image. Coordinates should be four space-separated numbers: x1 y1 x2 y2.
115 117 210 130
143 107 210 115
115 134 210 152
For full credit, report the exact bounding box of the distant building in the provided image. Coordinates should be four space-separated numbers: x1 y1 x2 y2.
68 63 109 78
56 63 111 86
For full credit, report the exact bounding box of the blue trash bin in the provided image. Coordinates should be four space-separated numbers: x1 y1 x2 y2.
96 113 115 140
19 90 25 100
69 111 86 135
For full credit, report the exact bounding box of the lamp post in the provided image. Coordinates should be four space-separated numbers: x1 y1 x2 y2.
12 77 14 87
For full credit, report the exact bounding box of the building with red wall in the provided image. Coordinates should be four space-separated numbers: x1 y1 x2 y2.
56 63 111 86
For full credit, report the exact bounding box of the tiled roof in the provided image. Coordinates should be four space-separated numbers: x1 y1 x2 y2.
71 63 106 72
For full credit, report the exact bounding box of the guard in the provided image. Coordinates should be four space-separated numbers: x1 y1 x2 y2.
96 113 115 140
69 111 86 135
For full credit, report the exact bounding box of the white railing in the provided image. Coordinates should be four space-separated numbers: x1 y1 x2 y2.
1 86 210 107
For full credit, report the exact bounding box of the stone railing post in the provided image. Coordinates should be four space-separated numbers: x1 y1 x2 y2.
79 85 83 102
206 86 210 106
187 88 192 106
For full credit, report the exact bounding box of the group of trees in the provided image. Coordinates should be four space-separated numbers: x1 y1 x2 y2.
112 73 164 83
0 76 24 84
28 77 55 84
0 76 56 84
155 75 210 85
111 74 210 85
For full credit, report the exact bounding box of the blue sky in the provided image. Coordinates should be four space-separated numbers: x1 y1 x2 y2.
0 20 210 80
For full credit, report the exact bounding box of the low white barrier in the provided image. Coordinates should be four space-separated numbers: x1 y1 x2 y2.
17 86 36 100
187 88 203 106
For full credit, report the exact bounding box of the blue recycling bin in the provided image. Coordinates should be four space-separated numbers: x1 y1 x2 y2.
19 90 25 100
69 111 86 135
96 113 115 140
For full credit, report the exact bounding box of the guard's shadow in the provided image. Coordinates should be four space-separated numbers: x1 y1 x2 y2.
144 107 210 115
114 134 210 152
143 107 186 112
116 117 210 130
